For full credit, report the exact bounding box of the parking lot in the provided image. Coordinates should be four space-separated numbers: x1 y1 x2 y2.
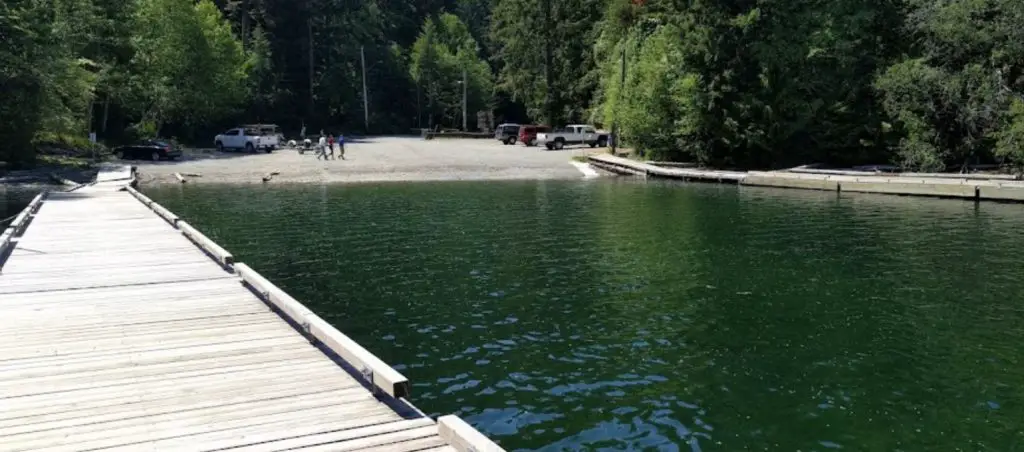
134 136 600 185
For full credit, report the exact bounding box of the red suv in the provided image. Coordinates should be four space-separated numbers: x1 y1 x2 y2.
518 125 551 147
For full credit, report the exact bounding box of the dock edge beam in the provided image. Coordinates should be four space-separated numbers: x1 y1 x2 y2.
123 183 505 452
1 192 46 271
232 262 410 399
439 415 505 452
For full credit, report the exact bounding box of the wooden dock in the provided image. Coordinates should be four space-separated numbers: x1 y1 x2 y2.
588 154 746 182
0 166 503 451
587 154 1024 201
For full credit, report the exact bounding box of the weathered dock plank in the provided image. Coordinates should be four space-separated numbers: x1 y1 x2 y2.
0 166 504 452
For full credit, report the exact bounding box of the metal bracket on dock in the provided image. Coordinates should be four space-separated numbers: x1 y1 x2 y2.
300 320 315 343
361 366 377 395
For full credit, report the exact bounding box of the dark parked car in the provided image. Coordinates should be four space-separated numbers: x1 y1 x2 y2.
494 123 520 145
113 140 182 161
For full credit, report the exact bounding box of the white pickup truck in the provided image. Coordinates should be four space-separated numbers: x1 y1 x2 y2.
536 125 609 150
214 124 280 153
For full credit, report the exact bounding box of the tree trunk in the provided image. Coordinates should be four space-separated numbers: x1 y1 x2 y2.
307 13 315 120
240 0 250 50
542 0 554 127
361 45 369 132
86 97 94 136
101 95 110 134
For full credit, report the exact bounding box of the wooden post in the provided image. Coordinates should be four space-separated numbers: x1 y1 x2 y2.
361 45 369 132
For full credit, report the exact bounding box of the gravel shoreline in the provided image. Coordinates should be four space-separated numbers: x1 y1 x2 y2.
134 136 596 185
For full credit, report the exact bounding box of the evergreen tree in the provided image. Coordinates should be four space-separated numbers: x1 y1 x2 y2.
411 13 493 130
0 0 103 165
876 0 1024 170
129 0 248 135
4 0 1024 170
490 0 604 126
596 0 902 168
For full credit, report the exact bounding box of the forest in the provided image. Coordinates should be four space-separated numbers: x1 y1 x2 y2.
2 0 1023 170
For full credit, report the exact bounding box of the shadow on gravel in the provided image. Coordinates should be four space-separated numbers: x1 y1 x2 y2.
121 148 276 166
335 136 379 144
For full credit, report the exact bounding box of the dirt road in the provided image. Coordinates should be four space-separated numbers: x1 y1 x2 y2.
134 136 597 185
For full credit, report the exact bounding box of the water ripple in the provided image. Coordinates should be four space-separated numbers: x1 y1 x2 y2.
148 181 1024 451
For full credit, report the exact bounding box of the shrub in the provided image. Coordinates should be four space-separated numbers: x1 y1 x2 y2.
32 132 108 159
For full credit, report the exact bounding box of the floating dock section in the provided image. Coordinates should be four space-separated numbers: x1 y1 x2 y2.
588 154 1024 202
0 166 504 451
588 154 746 182
741 171 1024 201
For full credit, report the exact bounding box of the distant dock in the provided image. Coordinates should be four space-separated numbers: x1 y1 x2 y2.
0 165 503 451
588 154 1024 202
588 154 746 182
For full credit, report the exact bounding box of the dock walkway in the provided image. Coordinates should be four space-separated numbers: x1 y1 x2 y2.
0 167 502 451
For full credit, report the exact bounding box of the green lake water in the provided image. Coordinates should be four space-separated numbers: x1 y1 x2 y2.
1 187 40 225
145 181 1024 451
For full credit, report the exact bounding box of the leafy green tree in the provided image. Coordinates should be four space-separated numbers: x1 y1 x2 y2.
411 13 493 130
129 0 248 135
0 0 103 165
595 0 901 167
244 25 278 121
0 0 48 165
876 0 1024 170
6 0 1023 171
996 100 1024 171
85 0 135 139
598 24 701 161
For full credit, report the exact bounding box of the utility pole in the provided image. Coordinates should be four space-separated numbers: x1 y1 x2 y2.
611 45 626 155
361 45 369 132
462 69 467 131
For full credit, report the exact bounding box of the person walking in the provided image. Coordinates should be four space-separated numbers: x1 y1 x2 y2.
337 134 345 160
327 133 336 160
316 133 327 160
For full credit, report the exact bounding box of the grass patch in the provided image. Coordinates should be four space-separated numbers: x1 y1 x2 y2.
571 155 591 163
